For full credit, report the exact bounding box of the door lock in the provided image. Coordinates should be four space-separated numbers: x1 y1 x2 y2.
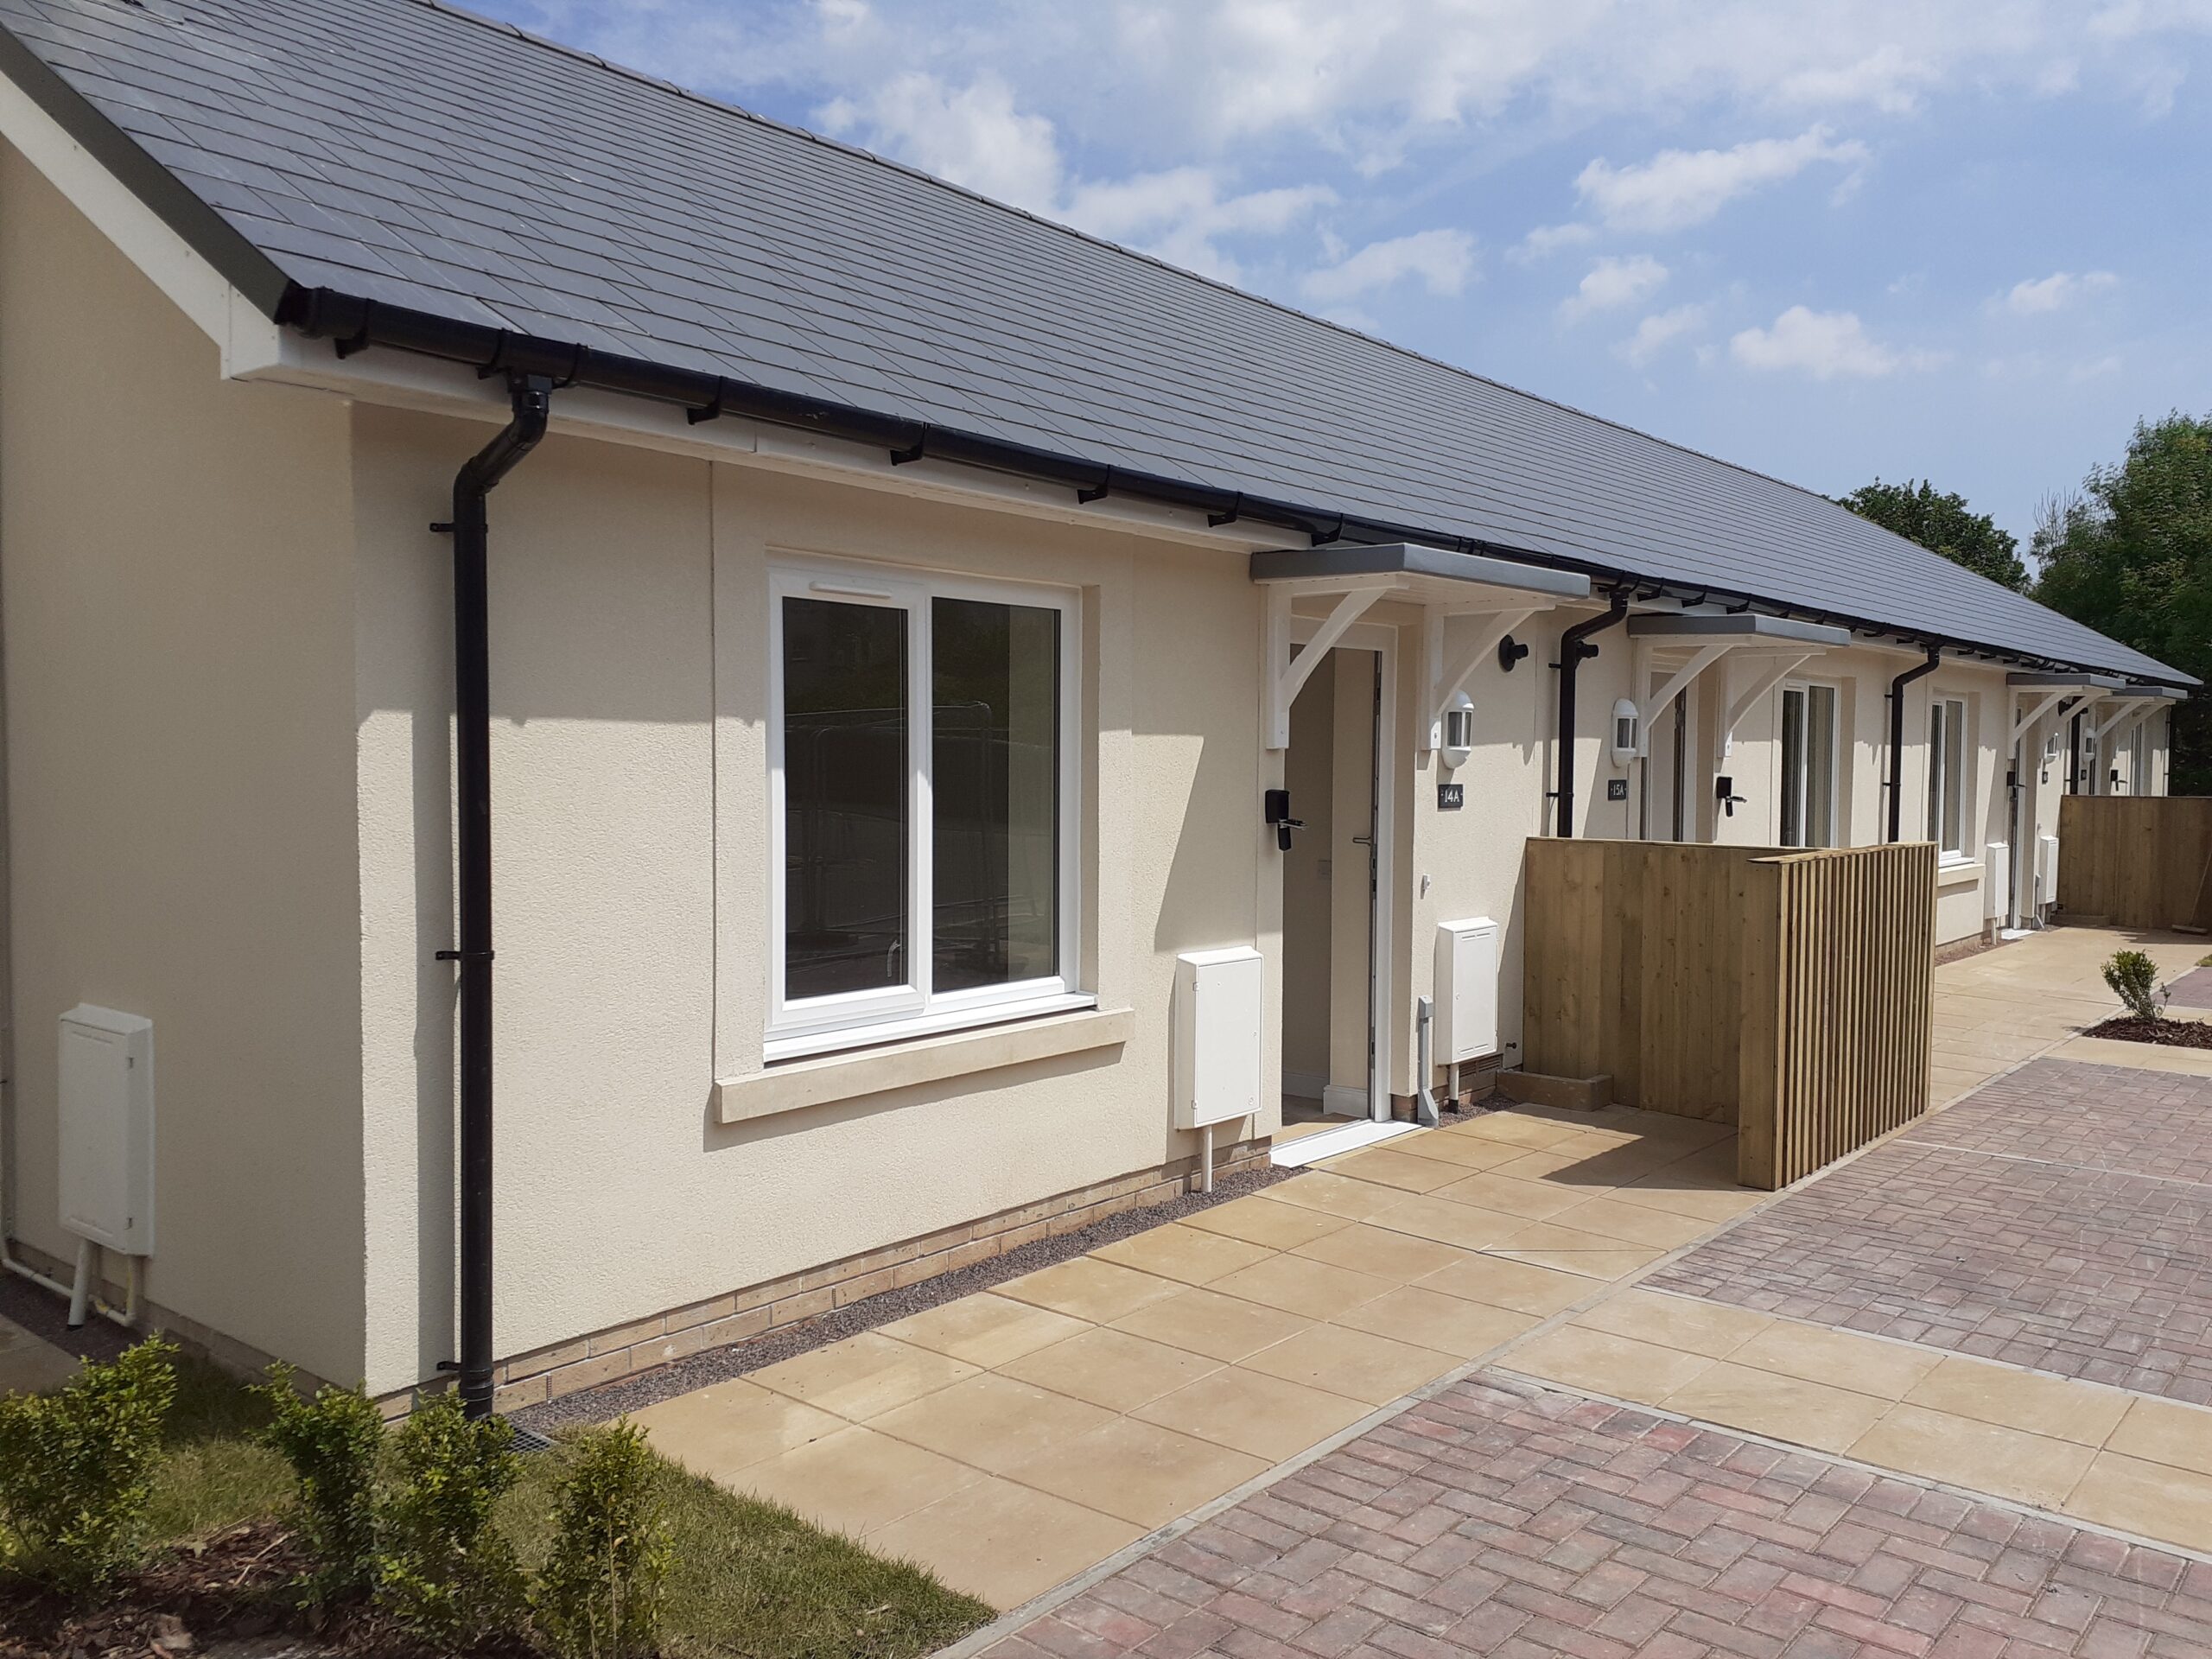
1263 788 1305 851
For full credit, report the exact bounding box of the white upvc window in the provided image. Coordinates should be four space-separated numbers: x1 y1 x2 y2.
1778 681 1839 849
1927 696 1968 857
766 560 1083 1058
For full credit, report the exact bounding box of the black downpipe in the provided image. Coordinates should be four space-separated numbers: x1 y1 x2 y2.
446 372 553 1421
1886 645 1943 842
1554 597 1629 837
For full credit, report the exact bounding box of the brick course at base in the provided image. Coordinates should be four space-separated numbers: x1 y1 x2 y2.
993 1372 2212 1659
480 1135 1270 1412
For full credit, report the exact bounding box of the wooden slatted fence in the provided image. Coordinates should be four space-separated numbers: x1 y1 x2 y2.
2056 795 2212 931
1523 837 1936 1190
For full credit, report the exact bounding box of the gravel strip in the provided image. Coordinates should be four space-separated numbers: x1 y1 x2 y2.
514 1160 1302 1431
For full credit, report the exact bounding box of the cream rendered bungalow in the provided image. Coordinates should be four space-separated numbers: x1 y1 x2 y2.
0 0 2190 1413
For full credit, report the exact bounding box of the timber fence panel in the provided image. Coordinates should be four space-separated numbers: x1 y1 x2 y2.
2056 796 2212 931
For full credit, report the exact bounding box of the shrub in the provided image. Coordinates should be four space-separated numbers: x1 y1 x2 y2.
376 1390 524 1643
252 1363 385 1601
2104 950 2167 1020
0 1334 178 1593
534 1422 671 1659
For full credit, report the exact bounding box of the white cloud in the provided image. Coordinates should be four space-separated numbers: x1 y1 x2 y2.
1560 254 1668 321
817 71 1062 212
1574 127 1869 232
1510 223 1598 263
1301 228 1477 303
1065 168 1336 282
1771 45 1940 112
1999 270 2120 315
1617 303 1708 366
1729 305 1945 378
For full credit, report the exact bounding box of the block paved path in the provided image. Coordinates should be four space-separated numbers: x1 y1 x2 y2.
990 1373 2212 1659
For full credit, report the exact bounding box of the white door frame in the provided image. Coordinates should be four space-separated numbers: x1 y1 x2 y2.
1288 615 1399 1122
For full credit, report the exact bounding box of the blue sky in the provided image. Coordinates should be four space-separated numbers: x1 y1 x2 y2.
476 0 2212 553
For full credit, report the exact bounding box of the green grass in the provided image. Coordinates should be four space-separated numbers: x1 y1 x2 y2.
110 1363 991 1659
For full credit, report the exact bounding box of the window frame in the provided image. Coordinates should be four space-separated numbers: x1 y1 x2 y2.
1927 695 1969 859
1778 678 1840 849
766 557 1084 1059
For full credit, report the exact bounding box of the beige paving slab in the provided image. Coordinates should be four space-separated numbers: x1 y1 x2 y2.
1240 1322 1459 1407
1902 1355 2131 1446
736 1422 983 1536
2107 1395 2212 1478
1131 1364 1374 1461
1257 1170 1412 1222
1427 1169 1589 1220
1090 1222 1279 1287
1002 1414 1269 1529
1662 1362 1893 1455
1726 1320 1942 1402
0 1319 78 1395
995 1255 1186 1324
870 1371 1117 1475
1573 1289 1772 1360
1491 1222 1669 1281
1453 1111 1595 1150
1849 1404 2094 1510
1209 1253 1395 1320
997 1325 1223 1413
1332 1285 1536 1356
1363 1193 1526 1250
1414 1253 1593 1317
1541 1195 1717 1250
876 1293 1091 1369
866 1474 1142 1611
1317 1146 1468 1192
1607 1179 1766 1223
1383 1130 1531 1171
2067 1452 2212 1554
632 1378 845 1481
748 1331 979 1421
1503 1325 1716 1406
1179 1192 1354 1249
1111 1284 1316 1362
1287 1221 1473 1285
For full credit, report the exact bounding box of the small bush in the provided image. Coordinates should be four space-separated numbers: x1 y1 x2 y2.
252 1363 385 1601
376 1390 524 1643
534 1421 671 1659
2104 950 2167 1020
0 1334 178 1593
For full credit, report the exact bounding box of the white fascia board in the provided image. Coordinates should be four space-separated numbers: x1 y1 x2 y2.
0 71 282 378
236 330 1291 556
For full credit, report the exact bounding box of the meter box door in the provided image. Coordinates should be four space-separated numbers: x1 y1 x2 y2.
1173 946 1262 1129
59 1005 155 1255
1433 918 1500 1064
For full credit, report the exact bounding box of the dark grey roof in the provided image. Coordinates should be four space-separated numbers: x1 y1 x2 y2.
0 0 2188 686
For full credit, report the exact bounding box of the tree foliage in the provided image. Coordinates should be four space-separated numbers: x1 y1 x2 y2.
1839 477 2030 591
2033 413 2212 792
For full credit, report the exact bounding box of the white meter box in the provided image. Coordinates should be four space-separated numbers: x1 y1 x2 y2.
1433 918 1499 1064
59 1005 155 1255
1173 947 1262 1129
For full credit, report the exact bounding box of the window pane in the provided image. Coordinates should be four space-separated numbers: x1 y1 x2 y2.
1926 703 1945 843
782 597 908 1000
932 596 1060 992
1780 689 1805 847
1942 702 1965 852
1805 685 1835 848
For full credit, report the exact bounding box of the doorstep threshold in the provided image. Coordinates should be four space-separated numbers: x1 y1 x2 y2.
1270 1118 1421 1166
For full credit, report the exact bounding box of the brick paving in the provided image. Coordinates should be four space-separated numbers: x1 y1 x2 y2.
988 1372 2212 1658
1646 1060 2212 1406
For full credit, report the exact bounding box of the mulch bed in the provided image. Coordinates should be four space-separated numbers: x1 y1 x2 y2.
0 1521 531 1659
2084 1014 2212 1047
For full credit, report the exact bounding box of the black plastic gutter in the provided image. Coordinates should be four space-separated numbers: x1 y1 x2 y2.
440 372 553 1421
1887 646 1944 842
1554 595 1630 837
277 287 2191 692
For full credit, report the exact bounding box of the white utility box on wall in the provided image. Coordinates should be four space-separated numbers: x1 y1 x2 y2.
1173 946 1262 1129
2037 835 2061 911
59 1005 155 1255
1985 842 2009 921
1433 917 1500 1064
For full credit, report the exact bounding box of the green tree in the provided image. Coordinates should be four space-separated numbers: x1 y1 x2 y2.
2033 413 2212 792
1839 478 2031 591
